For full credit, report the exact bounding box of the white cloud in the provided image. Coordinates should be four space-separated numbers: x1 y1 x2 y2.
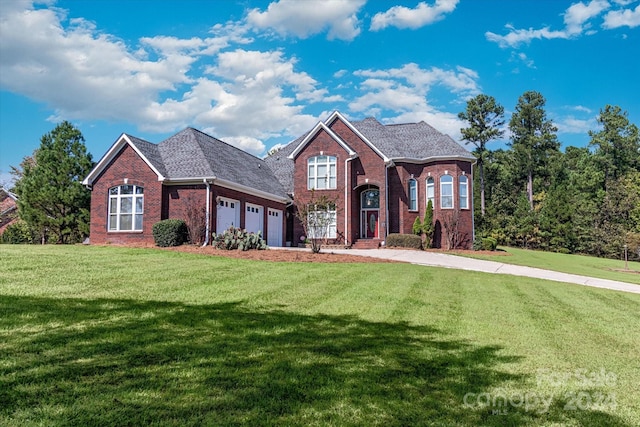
603 4 640 28
556 116 597 134
370 0 459 31
485 25 570 48
0 1 331 156
349 63 481 139
564 0 610 35
486 0 611 48
246 0 366 41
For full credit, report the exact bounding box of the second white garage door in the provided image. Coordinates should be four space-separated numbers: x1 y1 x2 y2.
245 203 263 235
267 208 283 247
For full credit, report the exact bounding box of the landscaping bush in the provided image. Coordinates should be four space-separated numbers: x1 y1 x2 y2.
1 220 37 244
386 233 422 250
481 237 497 251
213 226 267 251
152 219 188 247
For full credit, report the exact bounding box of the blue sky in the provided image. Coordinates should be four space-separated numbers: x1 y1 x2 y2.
1 0 639 186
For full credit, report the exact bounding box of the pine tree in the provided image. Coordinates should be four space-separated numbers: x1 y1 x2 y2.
13 121 94 243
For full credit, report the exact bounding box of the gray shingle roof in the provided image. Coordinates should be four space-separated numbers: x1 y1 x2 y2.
262 133 306 195
126 128 288 199
125 134 168 178
264 116 474 193
351 117 475 160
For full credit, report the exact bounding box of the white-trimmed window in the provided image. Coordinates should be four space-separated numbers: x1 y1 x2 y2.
108 185 143 231
459 175 469 209
307 207 337 239
408 178 417 211
440 175 453 209
308 155 337 190
426 177 435 208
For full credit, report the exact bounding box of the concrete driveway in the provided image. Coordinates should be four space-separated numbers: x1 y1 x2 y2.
328 248 640 295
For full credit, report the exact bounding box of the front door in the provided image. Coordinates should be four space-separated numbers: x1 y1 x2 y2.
361 210 379 238
360 189 380 239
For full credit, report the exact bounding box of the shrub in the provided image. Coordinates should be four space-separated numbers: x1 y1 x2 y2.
152 219 188 247
1 220 37 244
212 226 267 251
481 237 497 251
412 217 423 236
386 233 422 250
557 247 571 254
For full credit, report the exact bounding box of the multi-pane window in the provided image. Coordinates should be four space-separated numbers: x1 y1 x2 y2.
408 179 417 211
307 207 337 239
440 175 453 209
308 156 337 190
108 185 144 231
459 175 469 209
426 177 435 208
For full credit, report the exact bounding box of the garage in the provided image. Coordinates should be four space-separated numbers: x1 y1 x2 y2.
245 203 263 235
216 197 240 233
267 208 283 247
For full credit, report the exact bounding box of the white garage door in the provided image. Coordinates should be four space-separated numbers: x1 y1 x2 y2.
245 203 263 235
267 208 283 247
216 197 240 233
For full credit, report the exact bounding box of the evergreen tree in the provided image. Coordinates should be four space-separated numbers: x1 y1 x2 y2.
423 200 435 248
588 105 640 189
508 91 559 210
458 94 505 216
13 121 94 244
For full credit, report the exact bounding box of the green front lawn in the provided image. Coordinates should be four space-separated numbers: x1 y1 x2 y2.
1 245 639 426
455 246 640 285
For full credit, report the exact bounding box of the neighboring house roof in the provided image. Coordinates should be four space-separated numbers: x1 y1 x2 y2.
0 188 19 233
84 128 289 202
265 112 475 193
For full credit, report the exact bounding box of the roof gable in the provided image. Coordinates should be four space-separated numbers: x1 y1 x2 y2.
287 121 356 160
82 134 165 186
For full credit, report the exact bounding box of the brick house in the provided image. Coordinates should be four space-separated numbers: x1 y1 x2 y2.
0 188 19 236
265 111 476 249
83 128 289 246
84 111 475 248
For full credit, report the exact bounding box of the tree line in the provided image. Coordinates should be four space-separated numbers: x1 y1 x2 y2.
459 91 640 260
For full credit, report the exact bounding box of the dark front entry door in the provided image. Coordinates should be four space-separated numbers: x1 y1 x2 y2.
362 210 379 238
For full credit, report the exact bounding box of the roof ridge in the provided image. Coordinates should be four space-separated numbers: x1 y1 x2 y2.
187 127 267 162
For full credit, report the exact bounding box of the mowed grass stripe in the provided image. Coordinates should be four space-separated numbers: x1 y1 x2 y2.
2 245 640 426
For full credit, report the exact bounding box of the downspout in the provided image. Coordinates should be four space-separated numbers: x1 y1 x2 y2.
202 179 212 247
470 163 476 245
344 155 357 246
384 161 394 241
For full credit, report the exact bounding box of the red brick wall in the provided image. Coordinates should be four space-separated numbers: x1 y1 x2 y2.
388 160 474 249
292 130 349 244
89 145 287 246
291 117 474 248
88 144 163 245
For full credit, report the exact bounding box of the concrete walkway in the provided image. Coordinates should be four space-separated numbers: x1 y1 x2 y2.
323 248 640 295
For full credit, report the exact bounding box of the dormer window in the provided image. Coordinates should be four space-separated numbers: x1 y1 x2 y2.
308 155 337 190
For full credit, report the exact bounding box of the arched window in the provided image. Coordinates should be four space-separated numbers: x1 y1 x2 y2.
440 175 453 209
459 175 469 209
308 155 337 190
426 177 435 208
108 185 144 231
408 178 417 211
